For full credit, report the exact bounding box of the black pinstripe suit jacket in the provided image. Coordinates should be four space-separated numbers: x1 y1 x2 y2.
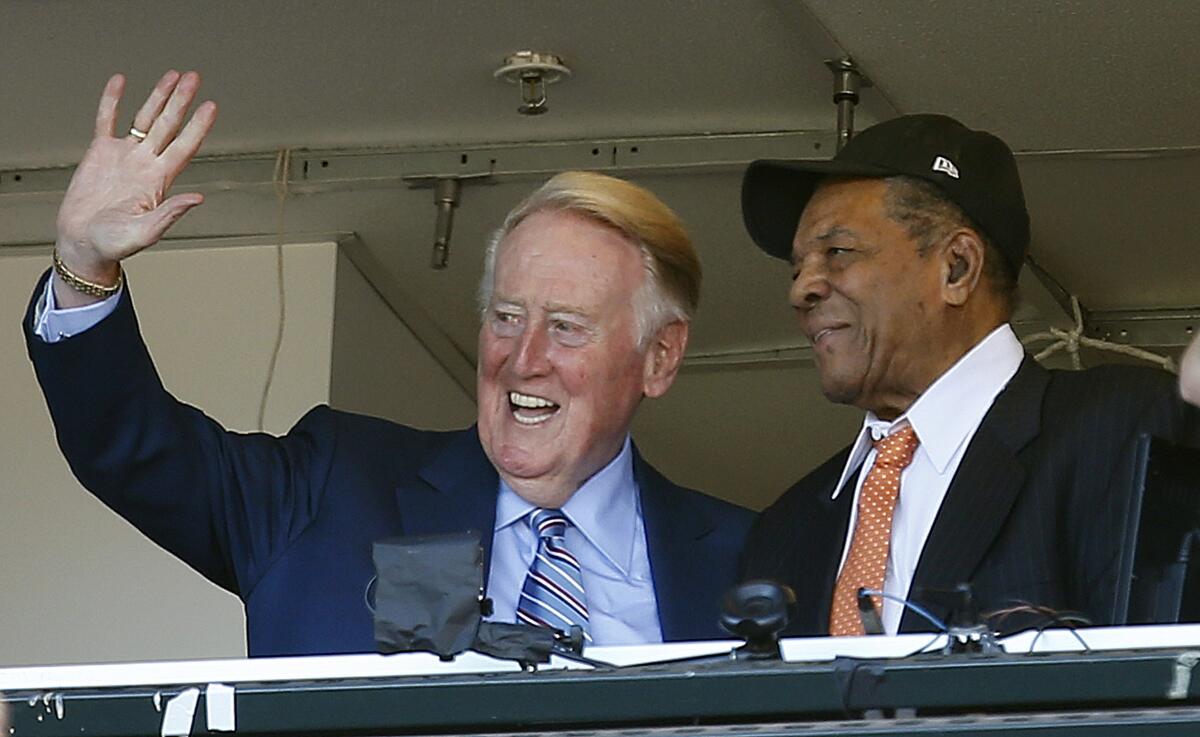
742 356 1200 635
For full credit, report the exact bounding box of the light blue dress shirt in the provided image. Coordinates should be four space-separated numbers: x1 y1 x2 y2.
487 436 664 645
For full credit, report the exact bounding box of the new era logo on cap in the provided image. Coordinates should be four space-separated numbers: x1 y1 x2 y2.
931 156 960 179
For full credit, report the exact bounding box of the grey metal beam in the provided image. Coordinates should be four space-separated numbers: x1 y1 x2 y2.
1087 308 1200 348
0 232 337 256
0 131 837 199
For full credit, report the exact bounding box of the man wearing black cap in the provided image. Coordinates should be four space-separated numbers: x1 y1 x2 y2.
739 114 1198 637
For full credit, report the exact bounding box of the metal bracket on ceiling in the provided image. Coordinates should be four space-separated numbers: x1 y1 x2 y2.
428 178 460 270
403 173 492 270
825 58 872 152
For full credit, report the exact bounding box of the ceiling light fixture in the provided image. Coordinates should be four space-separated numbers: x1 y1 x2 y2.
494 51 571 116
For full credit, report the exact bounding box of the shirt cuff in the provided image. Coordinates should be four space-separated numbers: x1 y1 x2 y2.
33 271 123 343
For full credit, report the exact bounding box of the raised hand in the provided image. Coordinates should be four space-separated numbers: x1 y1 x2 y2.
54 70 217 305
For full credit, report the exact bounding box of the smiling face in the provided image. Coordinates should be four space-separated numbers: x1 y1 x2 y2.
477 209 671 507
789 178 955 419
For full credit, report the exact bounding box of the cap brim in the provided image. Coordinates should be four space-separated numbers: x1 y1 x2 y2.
741 159 895 260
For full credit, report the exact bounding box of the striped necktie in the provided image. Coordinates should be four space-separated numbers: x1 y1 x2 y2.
516 508 591 640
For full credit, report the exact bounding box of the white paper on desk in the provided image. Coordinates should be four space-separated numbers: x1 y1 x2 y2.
161 687 200 737
206 683 235 732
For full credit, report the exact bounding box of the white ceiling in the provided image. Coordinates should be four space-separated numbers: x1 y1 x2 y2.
3 0 1198 505
807 0 1200 150
1 0 862 166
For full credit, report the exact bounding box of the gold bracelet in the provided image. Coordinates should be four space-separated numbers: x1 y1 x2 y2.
52 250 124 299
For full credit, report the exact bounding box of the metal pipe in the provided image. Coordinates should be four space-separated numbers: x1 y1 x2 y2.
826 59 868 152
835 97 856 152
431 178 461 270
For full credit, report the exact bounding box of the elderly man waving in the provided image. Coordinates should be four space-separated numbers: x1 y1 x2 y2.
24 70 751 656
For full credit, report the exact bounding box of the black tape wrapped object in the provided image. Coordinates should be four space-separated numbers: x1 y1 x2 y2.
372 532 484 658
473 621 557 663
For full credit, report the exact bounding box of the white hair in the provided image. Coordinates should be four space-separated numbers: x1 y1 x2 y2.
477 172 698 350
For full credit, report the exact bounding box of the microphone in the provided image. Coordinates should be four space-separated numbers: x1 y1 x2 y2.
856 587 885 635
719 580 796 659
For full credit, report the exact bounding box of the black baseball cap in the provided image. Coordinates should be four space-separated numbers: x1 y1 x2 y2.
741 114 1030 272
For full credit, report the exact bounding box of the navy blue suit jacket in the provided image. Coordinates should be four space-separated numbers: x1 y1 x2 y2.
25 276 753 656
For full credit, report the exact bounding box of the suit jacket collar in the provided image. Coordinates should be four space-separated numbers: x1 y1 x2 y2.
791 449 857 635
901 356 1048 630
404 426 500 581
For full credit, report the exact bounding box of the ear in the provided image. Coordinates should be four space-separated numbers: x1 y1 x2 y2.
642 320 689 398
939 229 987 307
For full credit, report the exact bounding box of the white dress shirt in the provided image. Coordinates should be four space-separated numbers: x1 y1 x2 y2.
34 274 664 645
831 324 1025 634
487 436 664 645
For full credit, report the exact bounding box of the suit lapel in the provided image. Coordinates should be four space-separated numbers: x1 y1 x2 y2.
634 447 720 641
403 426 500 583
902 357 1048 630
813 472 858 634
796 459 857 635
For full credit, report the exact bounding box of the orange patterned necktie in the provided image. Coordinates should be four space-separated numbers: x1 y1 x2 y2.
828 422 921 636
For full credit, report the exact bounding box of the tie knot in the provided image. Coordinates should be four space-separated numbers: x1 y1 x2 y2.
871 423 920 469
530 508 569 539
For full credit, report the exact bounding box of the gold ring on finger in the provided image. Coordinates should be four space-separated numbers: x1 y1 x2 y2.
129 126 149 142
